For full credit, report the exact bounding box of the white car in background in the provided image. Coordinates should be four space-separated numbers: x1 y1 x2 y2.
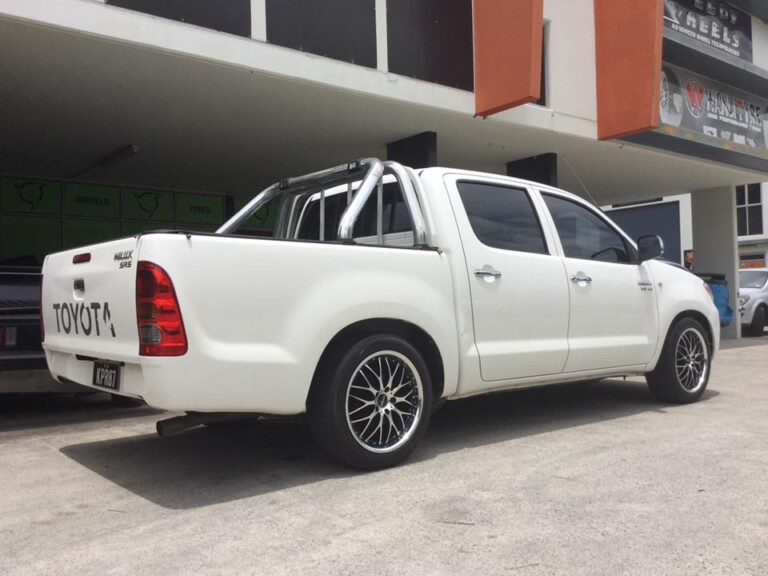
740 269 768 336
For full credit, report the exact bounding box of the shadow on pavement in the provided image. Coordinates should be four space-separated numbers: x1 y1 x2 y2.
60 378 719 510
422 378 717 458
61 418 348 510
0 392 162 432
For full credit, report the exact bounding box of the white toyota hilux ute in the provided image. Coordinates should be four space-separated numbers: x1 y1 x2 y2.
42 158 720 469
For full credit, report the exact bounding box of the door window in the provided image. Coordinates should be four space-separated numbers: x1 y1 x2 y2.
542 194 634 263
457 182 548 254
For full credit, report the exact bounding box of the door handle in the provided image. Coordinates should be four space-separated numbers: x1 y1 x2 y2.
570 273 592 283
474 265 502 279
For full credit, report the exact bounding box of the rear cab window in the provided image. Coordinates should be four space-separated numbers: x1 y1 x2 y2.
294 182 415 247
456 181 549 255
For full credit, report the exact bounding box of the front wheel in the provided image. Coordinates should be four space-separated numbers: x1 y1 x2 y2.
308 334 432 470
748 306 766 336
646 318 711 404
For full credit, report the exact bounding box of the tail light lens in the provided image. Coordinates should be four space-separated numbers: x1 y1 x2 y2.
136 261 187 356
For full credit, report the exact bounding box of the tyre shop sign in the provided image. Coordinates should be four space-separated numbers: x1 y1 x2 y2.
659 63 768 161
664 0 753 62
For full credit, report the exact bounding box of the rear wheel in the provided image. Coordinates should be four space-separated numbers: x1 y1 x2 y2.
308 334 432 470
646 318 710 404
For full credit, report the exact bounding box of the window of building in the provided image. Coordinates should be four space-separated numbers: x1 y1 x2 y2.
457 182 548 254
737 184 763 237
535 22 549 107
106 0 251 38
266 0 376 68
740 253 766 269
387 0 474 91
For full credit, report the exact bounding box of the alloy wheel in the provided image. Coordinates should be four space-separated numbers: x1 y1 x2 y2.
675 328 709 392
345 350 424 453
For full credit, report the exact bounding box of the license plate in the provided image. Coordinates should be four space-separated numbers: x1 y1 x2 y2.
92 361 120 391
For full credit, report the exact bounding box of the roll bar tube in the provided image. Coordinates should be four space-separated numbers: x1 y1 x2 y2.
217 158 429 248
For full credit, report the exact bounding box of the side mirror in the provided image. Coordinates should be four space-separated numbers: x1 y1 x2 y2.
637 235 664 262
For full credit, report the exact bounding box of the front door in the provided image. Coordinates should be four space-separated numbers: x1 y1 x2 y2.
541 193 658 372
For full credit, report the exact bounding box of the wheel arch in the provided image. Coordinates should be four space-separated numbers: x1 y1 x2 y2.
308 318 445 405
664 310 716 357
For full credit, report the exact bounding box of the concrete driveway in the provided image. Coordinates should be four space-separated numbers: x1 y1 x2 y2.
1 340 766 576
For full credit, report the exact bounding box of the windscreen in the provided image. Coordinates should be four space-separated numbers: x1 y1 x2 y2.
739 270 768 289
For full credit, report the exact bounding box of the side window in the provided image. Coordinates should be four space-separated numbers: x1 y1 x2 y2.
457 182 548 254
542 194 633 263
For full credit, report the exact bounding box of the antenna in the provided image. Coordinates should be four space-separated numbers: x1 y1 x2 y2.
562 155 600 208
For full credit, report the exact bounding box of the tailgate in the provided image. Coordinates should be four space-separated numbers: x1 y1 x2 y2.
42 237 140 362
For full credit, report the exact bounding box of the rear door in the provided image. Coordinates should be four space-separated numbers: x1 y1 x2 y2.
446 175 570 384
540 193 658 372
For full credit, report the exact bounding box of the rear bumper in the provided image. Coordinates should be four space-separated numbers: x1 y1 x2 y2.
44 348 310 415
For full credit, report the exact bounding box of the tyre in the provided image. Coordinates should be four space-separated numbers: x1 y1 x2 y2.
308 334 432 470
646 318 711 404
748 306 766 337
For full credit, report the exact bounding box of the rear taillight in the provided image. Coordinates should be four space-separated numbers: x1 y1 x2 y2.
136 261 187 356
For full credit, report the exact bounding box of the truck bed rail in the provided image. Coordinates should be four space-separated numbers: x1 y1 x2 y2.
217 158 429 247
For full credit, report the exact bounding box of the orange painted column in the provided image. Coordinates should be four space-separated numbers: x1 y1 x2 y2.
473 0 544 117
594 0 664 140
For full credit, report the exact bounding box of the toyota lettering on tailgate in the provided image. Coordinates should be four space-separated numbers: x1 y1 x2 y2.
51 302 116 337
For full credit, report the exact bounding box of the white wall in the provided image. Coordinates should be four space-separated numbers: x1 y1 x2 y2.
751 16 768 72
543 0 597 121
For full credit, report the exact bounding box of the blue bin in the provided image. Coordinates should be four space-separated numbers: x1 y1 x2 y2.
696 273 733 327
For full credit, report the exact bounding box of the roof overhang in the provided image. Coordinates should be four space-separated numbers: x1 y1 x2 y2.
0 3 765 207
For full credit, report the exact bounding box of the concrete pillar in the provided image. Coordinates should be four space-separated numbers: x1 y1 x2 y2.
387 132 437 168
506 153 558 187
691 186 740 339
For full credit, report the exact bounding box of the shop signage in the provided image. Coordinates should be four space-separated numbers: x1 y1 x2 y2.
663 0 753 62
123 188 174 221
0 177 62 214
659 63 768 161
176 193 224 225
63 184 121 218
233 196 278 231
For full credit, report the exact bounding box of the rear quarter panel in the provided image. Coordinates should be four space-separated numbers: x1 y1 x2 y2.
137 234 459 413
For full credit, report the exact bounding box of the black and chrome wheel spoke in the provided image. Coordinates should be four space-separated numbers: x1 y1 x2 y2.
674 328 708 391
348 399 376 417
345 350 424 453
